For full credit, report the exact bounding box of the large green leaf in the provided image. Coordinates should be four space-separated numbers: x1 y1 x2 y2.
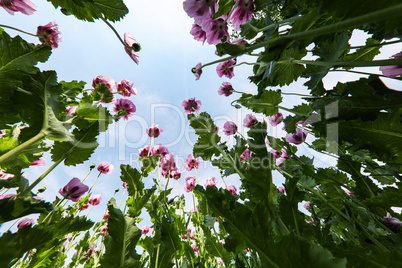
48 0 128 22
0 215 93 267
50 123 99 166
0 195 53 223
101 198 141 268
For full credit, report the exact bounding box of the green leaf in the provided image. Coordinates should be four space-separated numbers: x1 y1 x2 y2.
48 0 128 22
0 195 53 223
213 0 232 19
236 90 282 116
92 83 114 103
50 123 99 166
120 164 144 196
0 215 93 267
59 80 86 105
304 31 350 90
126 187 156 218
200 225 232 266
340 38 381 63
188 112 222 160
101 198 142 267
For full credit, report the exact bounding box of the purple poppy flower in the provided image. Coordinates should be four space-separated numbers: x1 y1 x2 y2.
230 0 254 31
380 52 402 78
146 124 163 138
243 114 258 128
117 79 137 97
184 154 200 171
59 177 89 202
204 176 217 188
270 149 282 159
383 212 402 228
285 128 307 145
183 0 217 27
182 97 202 115
0 0 37 15
185 176 197 192
223 121 237 135
113 99 136 120
192 62 203 80
218 82 234 96
205 18 229 45
97 162 114 174
217 59 236 78
17 218 34 229
227 185 237 195
190 23 207 44
124 32 140 64
268 113 284 127
37 21 61 49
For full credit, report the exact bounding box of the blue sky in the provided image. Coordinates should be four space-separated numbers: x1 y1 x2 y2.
1 0 402 232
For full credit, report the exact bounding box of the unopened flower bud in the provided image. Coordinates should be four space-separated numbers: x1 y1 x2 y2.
60 8 71 16
90 163 96 169
115 188 120 193
37 186 47 193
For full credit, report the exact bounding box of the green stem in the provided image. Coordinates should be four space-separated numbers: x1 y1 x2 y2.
20 154 64 196
195 168 199 185
88 172 102 193
0 24 43 38
258 16 302 33
101 17 132 50
118 188 127 208
277 105 311 117
0 131 45 166
223 0 240 25
81 167 94 184
331 69 402 80
350 39 402 49
288 57 402 68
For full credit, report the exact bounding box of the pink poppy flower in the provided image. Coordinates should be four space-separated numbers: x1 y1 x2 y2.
37 21 61 49
344 189 354 196
270 149 282 159
227 185 237 195
171 168 182 180
160 153 176 177
285 128 307 145
146 124 163 138
113 99 136 120
223 121 237 135
0 171 14 180
192 62 203 80
101 224 108 236
0 129 6 138
117 79 137 97
191 244 199 257
150 144 169 156
278 186 285 194
124 32 140 64
103 210 110 220
0 194 16 199
243 114 258 128
182 98 202 115
214 124 219 134
97 162 114 174
0 0 37 15
380 52 402 78
185 176 197 192
139 145 151 158
240 149 254 162
216 59 236 78
304 201 311 210
17 218 34 229
183 0 217 26
92 75 116 90
59 178 89 202
204 177 217 188
184 154 200 171
142 225 150 235
122 182 128 189
66 106 77 115
218 82 234 96
88 194 102 206
268 113 284 127
30 158 46 166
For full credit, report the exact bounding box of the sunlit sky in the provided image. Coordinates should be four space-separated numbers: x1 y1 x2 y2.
1 0 401 232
